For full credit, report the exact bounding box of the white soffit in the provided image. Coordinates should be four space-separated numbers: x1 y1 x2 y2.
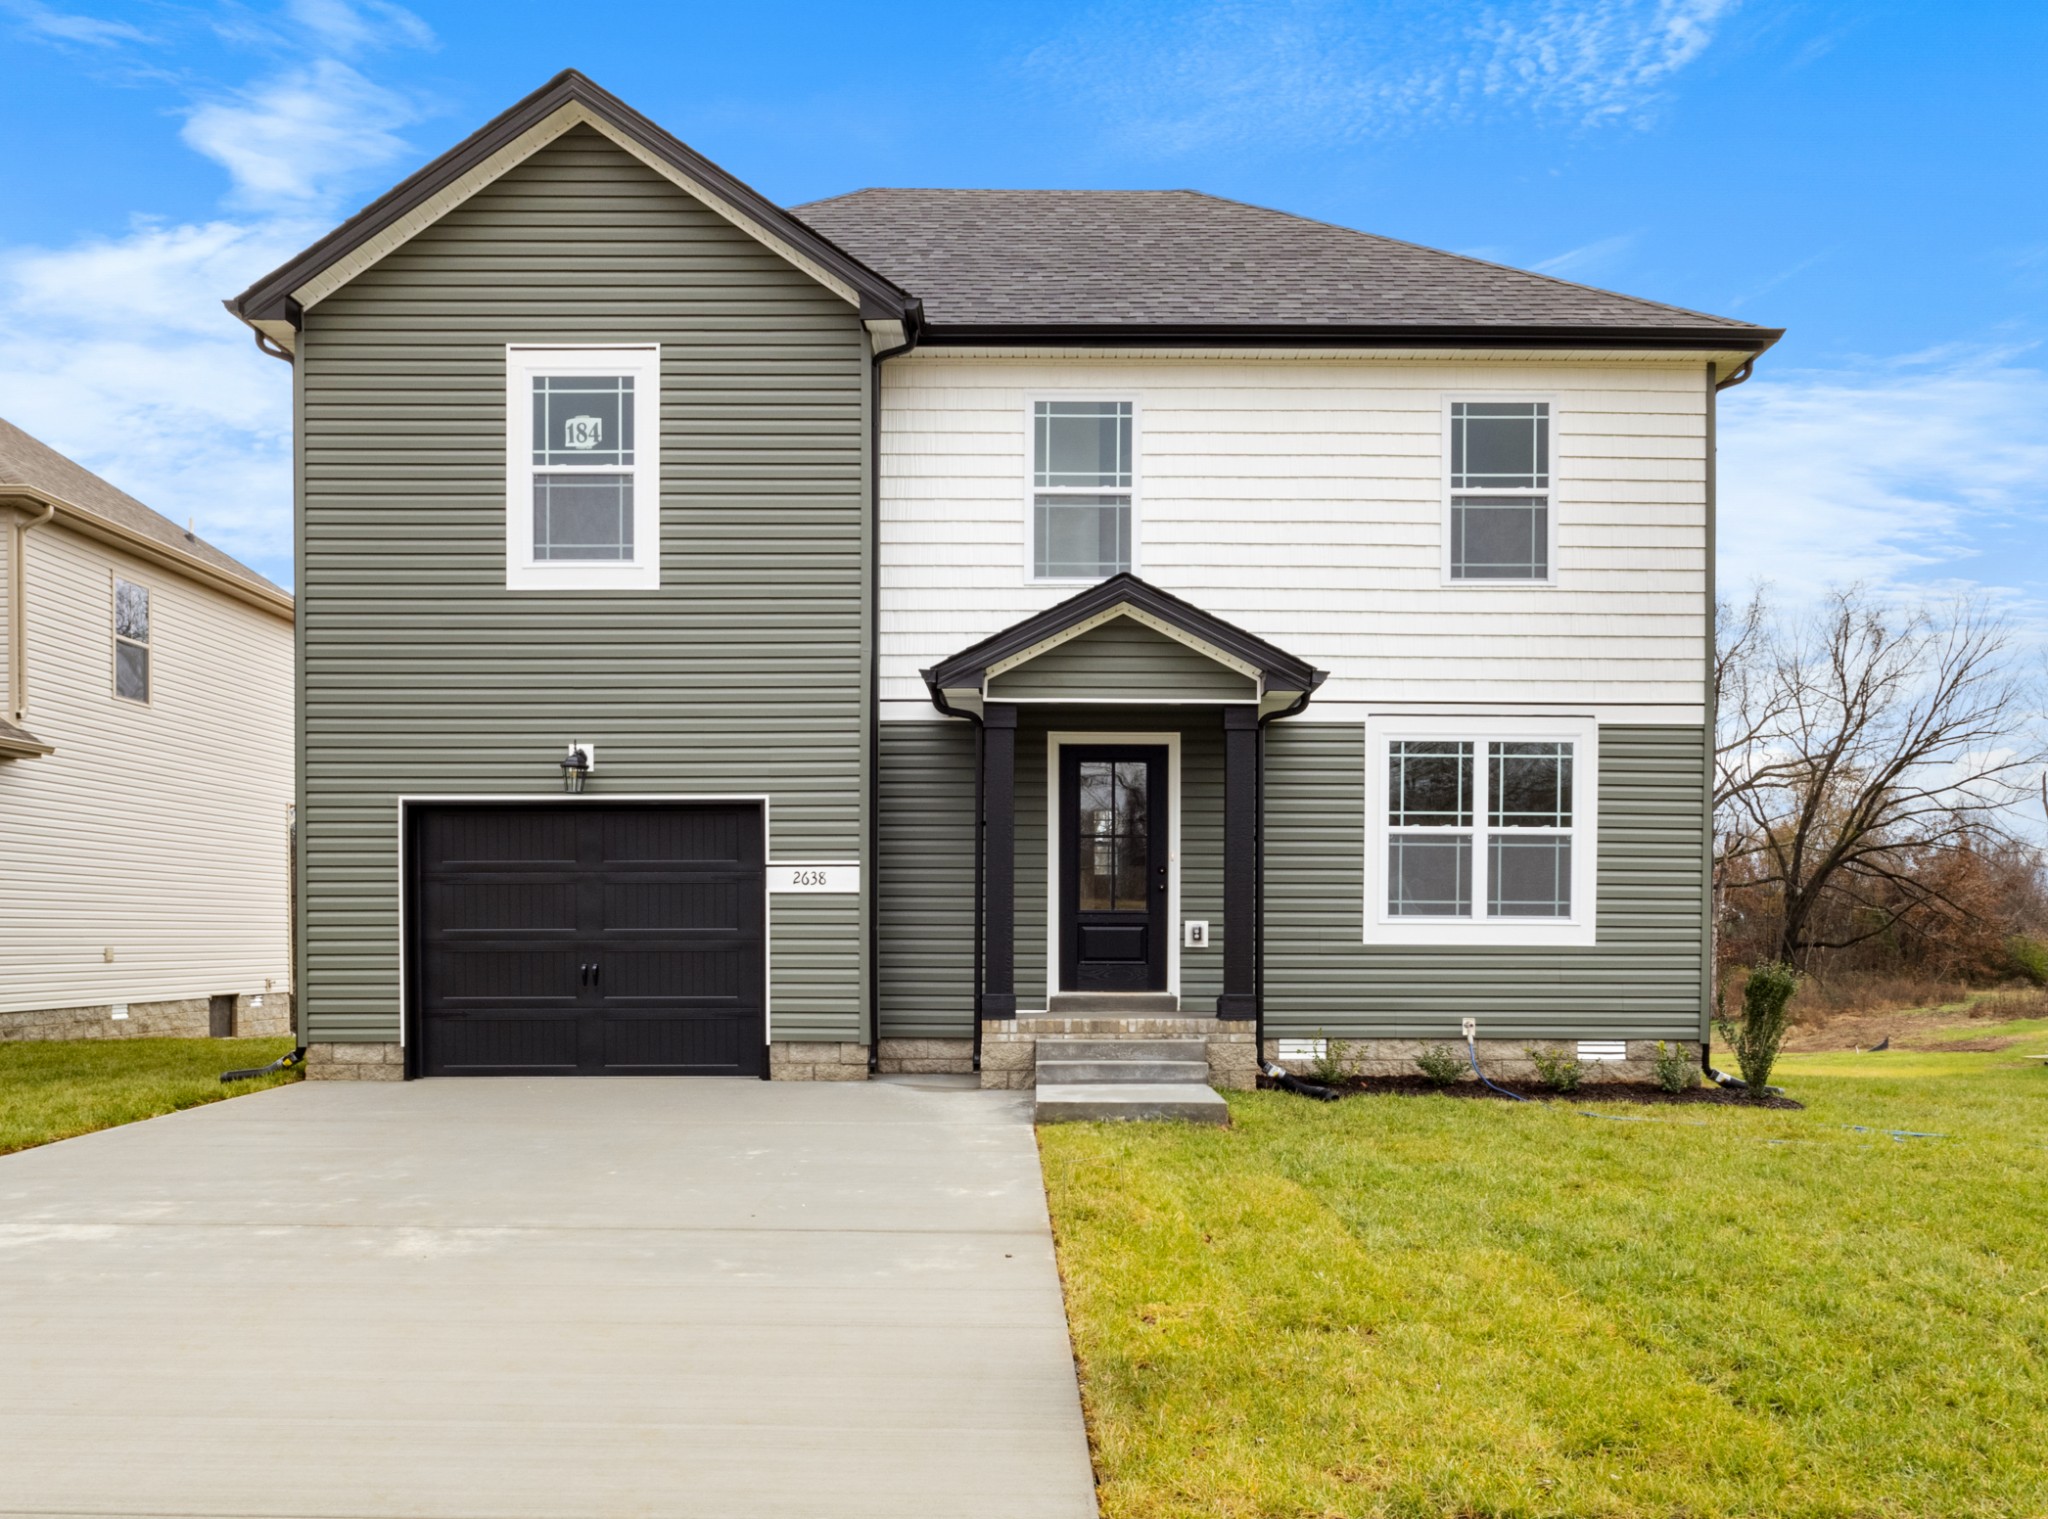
982 605 1262 685
291 102 862 314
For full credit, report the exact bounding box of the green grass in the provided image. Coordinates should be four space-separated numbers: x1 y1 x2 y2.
1040 1037 2048 1518
0 1037 301 1156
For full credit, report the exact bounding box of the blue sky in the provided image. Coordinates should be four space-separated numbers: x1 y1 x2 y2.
1 0 2044 614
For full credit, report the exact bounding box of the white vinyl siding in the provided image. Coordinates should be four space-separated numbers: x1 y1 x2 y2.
877 354 1708 719
0 524 293 1015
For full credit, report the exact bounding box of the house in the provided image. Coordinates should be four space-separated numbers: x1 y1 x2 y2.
0 419 294 1041
224 71 1776 1091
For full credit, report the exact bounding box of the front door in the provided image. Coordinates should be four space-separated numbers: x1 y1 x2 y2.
1059 746 1168 993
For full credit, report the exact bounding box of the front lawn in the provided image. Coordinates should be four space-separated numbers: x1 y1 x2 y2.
0 1037 300 1156
1039 1039 2048 1518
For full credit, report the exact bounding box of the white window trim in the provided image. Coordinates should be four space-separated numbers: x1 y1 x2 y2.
1363 713 1598 947
1022 393 1142 585
506 344 661 591
1439 393 1559 588
111 572 151 706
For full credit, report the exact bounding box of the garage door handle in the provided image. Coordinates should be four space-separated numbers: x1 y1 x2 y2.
591 962 601 985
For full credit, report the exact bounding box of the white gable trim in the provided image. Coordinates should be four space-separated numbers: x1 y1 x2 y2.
981 604 1263 689
292 101 860 314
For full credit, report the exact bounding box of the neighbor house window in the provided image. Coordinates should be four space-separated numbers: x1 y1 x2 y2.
1447 399 1551 581
1366 717 1597 946
505 345 660 591
1032 400 1134 579
113 578 149 703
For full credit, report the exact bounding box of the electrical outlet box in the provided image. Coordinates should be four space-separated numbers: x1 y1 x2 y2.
1461 1017 1476 1042
1183 920 1210 949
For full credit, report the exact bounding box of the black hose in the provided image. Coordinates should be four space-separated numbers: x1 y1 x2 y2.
1260 1061 1340 1101
221 1047 305 1084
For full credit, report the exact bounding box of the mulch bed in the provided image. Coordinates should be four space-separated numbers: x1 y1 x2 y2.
1257 1073 1805 1110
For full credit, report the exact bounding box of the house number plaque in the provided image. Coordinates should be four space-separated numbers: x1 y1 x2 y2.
767 863 861 894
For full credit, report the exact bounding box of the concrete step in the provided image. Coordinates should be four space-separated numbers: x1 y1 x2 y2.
1036 1059 1211 1084
1047 993 1180 1014
1035 1082 1230 1125
1035 1038 1209 1063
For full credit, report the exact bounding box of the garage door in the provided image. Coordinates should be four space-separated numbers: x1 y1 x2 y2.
411 803 765 1076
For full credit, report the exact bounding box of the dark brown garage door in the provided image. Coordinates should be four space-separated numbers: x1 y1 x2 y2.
410 803 764 1076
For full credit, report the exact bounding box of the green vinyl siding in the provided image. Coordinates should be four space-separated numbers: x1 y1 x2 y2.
297 124 868 1045
877 720 976 1039
1263 722 1708 1041
987 617 1256 702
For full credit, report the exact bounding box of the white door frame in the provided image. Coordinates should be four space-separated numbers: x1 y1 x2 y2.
1042 731 1181 1009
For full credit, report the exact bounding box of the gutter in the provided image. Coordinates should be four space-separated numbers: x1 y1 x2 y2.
1251 679 1322 1058
7 497 55 727
866 317 921 1075
0 485 294 622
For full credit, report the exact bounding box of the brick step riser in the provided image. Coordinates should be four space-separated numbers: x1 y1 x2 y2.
1036 1060 1211 1084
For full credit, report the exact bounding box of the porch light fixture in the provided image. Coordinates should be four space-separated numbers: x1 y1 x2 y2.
559 743 593 794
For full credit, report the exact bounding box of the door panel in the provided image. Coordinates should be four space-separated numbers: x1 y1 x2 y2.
1060 747 1168 993
412 803 765 1076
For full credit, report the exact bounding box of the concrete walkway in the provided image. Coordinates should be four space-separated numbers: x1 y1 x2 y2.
0 1078 1098 1518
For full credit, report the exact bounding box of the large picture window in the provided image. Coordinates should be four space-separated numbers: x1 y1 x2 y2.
1031 399 1134 580
1446 399 1553 582
1366 717 1597 946
506 345 660 590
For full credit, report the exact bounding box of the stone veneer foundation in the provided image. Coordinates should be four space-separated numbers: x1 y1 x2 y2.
304 1041 404 1080
1264 1037 1704 1086
767 1040 870 1081
0 992 291 1044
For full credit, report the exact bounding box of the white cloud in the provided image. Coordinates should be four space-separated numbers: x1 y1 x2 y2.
285 0 434 54
1532 232 1639 280
0 217 317 584
1717 353 2048 616
182 58 421 204
4 0 150 47
1020 0 1736 153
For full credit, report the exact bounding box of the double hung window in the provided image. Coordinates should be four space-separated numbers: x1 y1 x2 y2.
113 578 149 703
1031 400 1134 579
1366 718 1596 945
1447 399 1551 581
506 345 660 590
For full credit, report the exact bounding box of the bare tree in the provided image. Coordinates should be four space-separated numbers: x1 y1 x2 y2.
1714 585 2045 970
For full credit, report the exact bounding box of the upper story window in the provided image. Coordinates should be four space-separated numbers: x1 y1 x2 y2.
1447 399 1552 582
113 578 149 703
506 345 661 591
1365 716 1597 946
1032 400 1134 580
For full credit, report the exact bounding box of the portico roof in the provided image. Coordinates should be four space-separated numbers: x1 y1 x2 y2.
921 573 1325 718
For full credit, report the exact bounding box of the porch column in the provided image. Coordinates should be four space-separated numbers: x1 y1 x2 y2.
1219 706 1259 1019
979 702 1018 1017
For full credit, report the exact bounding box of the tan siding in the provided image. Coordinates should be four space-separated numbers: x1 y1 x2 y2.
0 523 293 1014
879 355 1708 717
299 125 868 1045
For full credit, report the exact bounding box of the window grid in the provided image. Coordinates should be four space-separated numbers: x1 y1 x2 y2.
506 345 659 590
1032 400 1134 579
113 578 149 703
1384 738 1576 921
1448 400 1551 582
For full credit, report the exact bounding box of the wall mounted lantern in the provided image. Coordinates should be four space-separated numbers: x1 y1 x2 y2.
559 743 594 794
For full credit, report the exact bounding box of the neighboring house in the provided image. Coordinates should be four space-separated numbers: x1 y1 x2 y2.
225 72 1777 1088
0 420 295 1041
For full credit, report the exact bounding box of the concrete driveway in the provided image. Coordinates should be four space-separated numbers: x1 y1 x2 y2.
0 1078 1098 1519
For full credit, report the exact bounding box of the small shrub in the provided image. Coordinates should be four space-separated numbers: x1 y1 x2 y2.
2008 935 2048 987
1309 1034 1350 1086
1414 1044 1464 1086
1526 1045 1584 1094
1716 960 1800 1096
1652 1041 1698 1094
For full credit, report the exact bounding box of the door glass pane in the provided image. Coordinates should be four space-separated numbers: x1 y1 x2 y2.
1078 762 1115 837
1078 839 1115 911
1113 761 1148 833
1077 758 1156 911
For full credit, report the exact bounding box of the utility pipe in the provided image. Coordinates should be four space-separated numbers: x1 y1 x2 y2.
7 497 55 724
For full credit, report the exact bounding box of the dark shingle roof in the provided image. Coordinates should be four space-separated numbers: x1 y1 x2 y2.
0 417 283 593
794 189 1772 342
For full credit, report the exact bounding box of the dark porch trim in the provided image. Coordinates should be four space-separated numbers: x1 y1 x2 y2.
979 703 1018 1017
1218 706 1259 1019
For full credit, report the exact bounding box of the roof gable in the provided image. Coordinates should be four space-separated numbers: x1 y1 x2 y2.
228 71 917 350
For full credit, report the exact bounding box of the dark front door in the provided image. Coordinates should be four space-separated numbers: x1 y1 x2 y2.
1060 747 1168 993
411 803 765 1076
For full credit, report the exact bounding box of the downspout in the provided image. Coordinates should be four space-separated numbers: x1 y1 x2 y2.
867 319 919 1074
8 498 56 725
1251 681 1320 1063
927 683 986 1073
